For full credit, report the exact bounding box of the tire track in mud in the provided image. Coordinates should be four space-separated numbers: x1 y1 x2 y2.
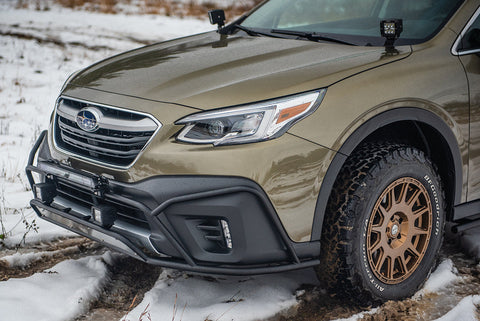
0 237 103 281
75 256 162 321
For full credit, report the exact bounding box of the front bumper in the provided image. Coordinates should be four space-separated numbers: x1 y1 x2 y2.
26 131 320 275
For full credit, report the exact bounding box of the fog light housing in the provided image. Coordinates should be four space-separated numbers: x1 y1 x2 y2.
91 204 117 229
33 183 56 204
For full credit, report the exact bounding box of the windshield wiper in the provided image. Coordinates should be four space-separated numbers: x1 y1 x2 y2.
229 24 282 38
271 29 355 46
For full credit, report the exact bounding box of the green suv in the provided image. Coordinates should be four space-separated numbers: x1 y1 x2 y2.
27 0 480 303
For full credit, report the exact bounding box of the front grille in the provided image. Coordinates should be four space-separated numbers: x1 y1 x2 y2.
54 97 160 167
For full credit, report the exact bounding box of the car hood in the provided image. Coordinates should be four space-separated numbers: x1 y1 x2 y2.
68 31 411 110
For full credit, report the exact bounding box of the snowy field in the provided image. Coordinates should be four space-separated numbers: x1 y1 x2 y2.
0 2 480 321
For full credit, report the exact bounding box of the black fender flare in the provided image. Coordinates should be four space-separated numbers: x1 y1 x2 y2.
310 107 463 241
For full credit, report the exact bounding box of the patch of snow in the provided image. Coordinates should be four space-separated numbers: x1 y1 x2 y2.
0 253 111 321
0 242 84 267
433 295 480 321
0 5 214 51
122 268 319 321
1 250 48 268
417 259 460 295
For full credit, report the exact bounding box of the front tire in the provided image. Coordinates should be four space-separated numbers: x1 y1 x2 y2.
318 143 445 303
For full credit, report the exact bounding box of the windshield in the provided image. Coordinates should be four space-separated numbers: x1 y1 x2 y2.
240 0 464 46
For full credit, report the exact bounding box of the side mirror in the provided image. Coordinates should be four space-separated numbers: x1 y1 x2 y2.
208 9 226 30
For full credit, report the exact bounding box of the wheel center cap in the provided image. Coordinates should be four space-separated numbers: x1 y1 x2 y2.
391 224 400 236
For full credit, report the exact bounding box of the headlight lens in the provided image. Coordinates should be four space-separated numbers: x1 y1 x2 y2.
176 89 326 146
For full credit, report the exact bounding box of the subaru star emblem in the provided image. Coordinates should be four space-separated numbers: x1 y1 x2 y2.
76 107 101 132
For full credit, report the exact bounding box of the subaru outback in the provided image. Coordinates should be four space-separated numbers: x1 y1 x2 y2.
26 0 480 303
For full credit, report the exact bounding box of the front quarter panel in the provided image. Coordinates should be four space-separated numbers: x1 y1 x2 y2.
288 28 470 205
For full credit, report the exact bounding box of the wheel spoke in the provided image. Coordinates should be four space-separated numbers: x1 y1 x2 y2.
369 238 382 253
371 225 383 234
387 256 394 279
378 205 388 222
407 189 421 208
398 182 409 204
407 245 421 258
413 206 429 217
375 250 386 271
411 226 428 236
398 255 408 274
389 188 396 206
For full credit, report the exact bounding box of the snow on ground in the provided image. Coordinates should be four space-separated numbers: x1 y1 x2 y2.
434 295 480 321
0 253 111 321
1 211 75 247
418 259 460 295
0 2 215 51
124 268 317 321
0 2 213 247
1 2 480 321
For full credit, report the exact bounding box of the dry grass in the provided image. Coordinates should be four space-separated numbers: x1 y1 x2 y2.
44 0 263 17
54 0 119 13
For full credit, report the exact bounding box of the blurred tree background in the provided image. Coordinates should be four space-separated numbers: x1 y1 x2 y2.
17 0 264 17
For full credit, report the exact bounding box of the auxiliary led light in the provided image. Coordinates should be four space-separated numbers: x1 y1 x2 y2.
91 204 117 229
221 219 233 249
380 19 403 49
33 182 56 204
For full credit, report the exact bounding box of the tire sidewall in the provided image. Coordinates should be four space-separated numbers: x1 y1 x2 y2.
353 156 444 300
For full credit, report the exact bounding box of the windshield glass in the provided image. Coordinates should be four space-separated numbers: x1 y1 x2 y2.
240 0 464 46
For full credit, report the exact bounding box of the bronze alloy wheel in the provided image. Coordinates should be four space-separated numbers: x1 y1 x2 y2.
318 144 444 302
366 177 433 285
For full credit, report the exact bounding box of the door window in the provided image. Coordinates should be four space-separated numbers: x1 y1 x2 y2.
458 10 480 53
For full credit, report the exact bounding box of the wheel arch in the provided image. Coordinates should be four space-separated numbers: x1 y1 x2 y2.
310 107 463 241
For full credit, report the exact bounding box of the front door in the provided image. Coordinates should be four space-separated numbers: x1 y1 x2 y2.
456 9 480 201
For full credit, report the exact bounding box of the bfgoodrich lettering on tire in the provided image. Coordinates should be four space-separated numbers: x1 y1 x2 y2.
317 143 445 303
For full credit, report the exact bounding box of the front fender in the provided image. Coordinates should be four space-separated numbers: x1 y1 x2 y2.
310 107 464 241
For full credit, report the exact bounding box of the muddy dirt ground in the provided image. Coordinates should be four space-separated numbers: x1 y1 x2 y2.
1 238 479 321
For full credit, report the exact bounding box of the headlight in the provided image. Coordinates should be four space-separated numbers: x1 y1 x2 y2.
175 89 326 146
